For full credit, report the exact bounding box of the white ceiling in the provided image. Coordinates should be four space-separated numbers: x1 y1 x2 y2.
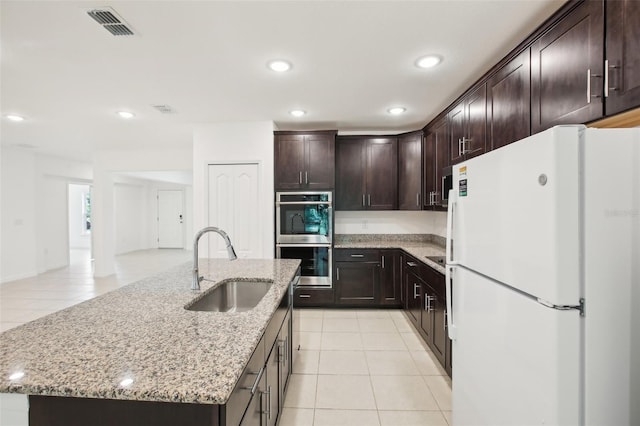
1 0 565 162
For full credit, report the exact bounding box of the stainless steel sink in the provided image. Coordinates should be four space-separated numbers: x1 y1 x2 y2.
425 255 446 265
185 280 273 313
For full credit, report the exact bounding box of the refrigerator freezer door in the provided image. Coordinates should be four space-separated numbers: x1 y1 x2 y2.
450 126 582 305
452 266 581 426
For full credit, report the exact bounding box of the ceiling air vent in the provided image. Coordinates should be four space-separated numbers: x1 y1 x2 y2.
87 7 135 36
152 105 175 114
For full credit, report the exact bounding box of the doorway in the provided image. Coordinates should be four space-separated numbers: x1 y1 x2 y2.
68 183 92 265
157 190 184 248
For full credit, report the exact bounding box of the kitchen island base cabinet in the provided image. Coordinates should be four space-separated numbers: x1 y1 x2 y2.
29 396 221 426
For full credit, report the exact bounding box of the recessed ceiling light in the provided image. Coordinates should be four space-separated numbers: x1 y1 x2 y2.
387 107 406 115
268 60 292 72
5 114 25 122
290 110 306 117
415 55 442 69
117 111 135 119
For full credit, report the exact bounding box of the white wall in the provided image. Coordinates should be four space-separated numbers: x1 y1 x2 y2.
68 184 91 249
1 148 93 283
1 148 38 282
92 148 192 276
335 210 447 237
193 121 275 259
114 181 147 254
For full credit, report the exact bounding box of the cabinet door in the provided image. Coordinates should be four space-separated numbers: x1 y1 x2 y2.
531 0 604 133
305 134 335 189
422 131 435 209
278 310 292 410
335 139 366 210
431 292 447 366
448 102 465 165
335 261 378 305
488 49 531 150
404 261 422 326
366 138 398 210
433 118 449 207
464 83 487 160
265 346 278 426
274 134 305 190
239 370 266 426
398 132 423 210
379 250 400 305
605 0 640 115
420 283 434 342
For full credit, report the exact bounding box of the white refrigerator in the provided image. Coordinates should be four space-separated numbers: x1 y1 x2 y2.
445 125 640 426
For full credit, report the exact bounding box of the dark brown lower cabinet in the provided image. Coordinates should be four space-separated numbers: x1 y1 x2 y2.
294 287 334 306
335 260 378 305
379 250 401 306
402 254 451 377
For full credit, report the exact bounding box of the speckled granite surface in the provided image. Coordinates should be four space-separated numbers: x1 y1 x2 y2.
334 234 446 273
0 259 300 405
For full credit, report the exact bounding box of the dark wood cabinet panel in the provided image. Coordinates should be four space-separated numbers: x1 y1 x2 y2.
605 0 640 115
305 134 335 189
531 0 604 133
335 261 379 305
448 83 487 164
336 136 397 210
404 258 422 326
448 102 465 165
294 287 334 306
465 83 488 160
423 117 449 209
380 250 401 306
274 134 305 190
274 131 336 190
488 48 531 150
398 132 423 210
367 137 398 210
335 139 366 210
420 283 434 342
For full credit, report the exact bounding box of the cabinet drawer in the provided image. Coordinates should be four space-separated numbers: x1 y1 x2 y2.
294 287 334 306
334 249 379 262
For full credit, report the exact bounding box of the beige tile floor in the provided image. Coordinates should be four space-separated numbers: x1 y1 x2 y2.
283 308 452 426
0 249 453 425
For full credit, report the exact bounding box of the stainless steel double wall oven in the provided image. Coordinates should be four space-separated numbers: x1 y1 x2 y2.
276 191 332 287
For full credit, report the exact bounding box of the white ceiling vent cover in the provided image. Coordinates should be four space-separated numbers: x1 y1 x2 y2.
87 7 135 36
152 105 175 114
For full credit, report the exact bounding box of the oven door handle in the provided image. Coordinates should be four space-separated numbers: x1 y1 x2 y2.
275 201 332 206
276 244 333 248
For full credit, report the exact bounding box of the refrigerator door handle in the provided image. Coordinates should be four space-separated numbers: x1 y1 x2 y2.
445 187 459 341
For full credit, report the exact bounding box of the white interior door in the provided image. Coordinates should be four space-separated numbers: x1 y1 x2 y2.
157 190 184 248
208 163 260 259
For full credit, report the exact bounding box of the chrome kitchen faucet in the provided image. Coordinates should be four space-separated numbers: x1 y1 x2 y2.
192 227 237 290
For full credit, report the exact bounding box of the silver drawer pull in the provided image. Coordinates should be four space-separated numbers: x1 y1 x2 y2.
242 366 264 395
298 294 311 298
350 254 364 258
407 261 418 267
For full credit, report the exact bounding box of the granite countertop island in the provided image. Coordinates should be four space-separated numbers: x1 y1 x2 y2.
334 234 447 273
0 258 300 405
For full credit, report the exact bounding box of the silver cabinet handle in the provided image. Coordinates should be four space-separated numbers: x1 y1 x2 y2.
416 193 420 207
262 385 272 420
278 340 285 363
429 191 434 206
604 59 620 97
381 255 385 269
444 311 448 330
242 366 265 395
299 171 303 184
458 138 463 157
299 294 311 298
407 261 418 267
336 267 340 281
362 194 366 207
350 254 364 258
368 194 371 206
305 171 308 184
587 68 602 103
413 283 419 299
441 175 446 203
425 295 434 311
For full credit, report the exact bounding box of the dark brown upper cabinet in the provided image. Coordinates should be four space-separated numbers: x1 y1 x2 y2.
335 136 397 210
449 83 488 165
397 131 423 210
531 0 604 133
488 48 532 150
423 117 449 210
604 0 640 116
274 131 336 190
